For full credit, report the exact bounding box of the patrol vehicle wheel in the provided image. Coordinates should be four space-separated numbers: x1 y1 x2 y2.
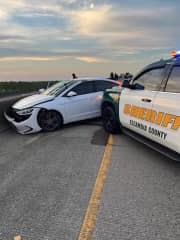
37 110 62 132
102 106 119 134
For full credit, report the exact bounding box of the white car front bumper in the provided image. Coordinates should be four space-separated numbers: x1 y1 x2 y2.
4 108 41 134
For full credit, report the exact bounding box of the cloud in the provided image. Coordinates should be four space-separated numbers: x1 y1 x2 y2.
0 45 109 64
76 56 108 63
69 4 112 35
70 4 179 51
0 0 179 80
0 55 108 63
0 34 27 41
0 56 60 62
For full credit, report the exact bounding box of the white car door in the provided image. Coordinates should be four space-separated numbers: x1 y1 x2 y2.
62 81 97 122
120 67 165 139
151 65 180 154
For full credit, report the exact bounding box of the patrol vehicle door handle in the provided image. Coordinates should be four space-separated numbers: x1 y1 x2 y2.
141 98 152 103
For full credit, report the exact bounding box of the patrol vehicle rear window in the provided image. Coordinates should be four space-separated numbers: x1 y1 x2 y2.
166 66 180 93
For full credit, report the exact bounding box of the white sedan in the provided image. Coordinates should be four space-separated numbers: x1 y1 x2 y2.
4 77 119 134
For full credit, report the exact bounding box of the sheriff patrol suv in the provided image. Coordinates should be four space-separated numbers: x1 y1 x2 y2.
102 51 180 161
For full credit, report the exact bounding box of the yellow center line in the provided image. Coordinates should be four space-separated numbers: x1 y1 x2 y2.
78 134 113 240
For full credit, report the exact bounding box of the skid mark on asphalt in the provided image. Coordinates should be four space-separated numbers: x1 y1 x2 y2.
24 135 40 146
91 128 109 146
0 125 10 134
78 134 113 240
59 118 102 131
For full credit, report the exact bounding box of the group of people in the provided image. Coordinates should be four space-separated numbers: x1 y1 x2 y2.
71 72 133 81
109 72 133 81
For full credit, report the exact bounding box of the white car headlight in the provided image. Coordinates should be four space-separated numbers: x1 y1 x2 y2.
16 107 34 116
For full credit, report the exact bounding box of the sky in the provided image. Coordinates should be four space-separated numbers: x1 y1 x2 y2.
0 0 180 81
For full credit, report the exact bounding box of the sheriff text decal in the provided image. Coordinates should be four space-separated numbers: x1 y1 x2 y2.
124 104 180 131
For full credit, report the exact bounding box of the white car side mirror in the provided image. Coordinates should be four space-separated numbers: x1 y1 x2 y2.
39 88 45 94
66 91 77 97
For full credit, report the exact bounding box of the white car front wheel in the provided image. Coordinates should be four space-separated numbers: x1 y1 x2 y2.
37 109 63 132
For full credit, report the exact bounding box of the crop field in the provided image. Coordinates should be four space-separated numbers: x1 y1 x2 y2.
0 81 58 96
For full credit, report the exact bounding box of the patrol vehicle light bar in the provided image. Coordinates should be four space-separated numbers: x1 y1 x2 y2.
170 50 180 58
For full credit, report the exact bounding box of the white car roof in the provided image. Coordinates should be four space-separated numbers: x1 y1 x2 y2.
71 77 115 81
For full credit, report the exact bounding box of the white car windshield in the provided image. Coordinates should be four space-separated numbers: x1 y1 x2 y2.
43 80 75 96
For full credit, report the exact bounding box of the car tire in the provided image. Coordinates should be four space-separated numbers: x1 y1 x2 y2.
37 109 63 132
102 106 120 134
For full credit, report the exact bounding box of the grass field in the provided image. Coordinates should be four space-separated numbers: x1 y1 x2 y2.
0 81 58 96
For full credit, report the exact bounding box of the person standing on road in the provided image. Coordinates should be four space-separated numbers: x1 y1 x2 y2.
72 73 77 79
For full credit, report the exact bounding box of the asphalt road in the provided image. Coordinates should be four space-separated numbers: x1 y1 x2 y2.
93 135 180 240
0 120 180 240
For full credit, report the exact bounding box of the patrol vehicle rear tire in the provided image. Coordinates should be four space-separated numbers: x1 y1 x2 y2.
102 106 119 134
